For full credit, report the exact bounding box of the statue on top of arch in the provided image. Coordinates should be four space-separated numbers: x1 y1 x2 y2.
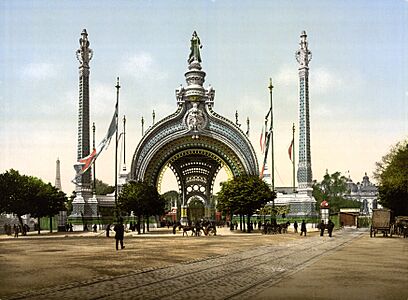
188 31 202 64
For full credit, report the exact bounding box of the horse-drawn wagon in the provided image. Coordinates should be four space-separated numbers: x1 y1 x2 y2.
370 209 394 238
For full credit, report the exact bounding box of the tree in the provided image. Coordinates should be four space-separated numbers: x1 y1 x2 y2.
32 182 67 233
95 179 115 195
217 175 275 232
0 170 35 228
374 140 408 216
118 181 165 233
0 169 67 233
162 190 179 212
313 171 360 213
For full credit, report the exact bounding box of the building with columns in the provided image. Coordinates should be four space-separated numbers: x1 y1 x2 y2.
345 173 379 215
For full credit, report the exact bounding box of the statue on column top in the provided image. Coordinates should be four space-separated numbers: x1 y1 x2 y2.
188 31 202 64
76 29 93 67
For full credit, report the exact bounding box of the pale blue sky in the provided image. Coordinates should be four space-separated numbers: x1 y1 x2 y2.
0 0 407 194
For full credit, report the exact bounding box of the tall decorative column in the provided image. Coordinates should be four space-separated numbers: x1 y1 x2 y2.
71 29 95 219
55 158 62 191
276 30 317 218
296 30 313 193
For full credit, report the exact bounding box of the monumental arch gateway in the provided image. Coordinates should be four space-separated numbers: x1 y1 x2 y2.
131 32 259 221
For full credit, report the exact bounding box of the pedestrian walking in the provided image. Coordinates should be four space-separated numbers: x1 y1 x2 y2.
114 218 125 250
319 220 325 236
13 224 19 238
327 220 334 237
300 220 307 236
293 221 298 233
93 224 97 233
106 224 111 237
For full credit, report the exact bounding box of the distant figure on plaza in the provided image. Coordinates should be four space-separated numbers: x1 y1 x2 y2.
319 220 325 236
93 224 97 233
84 224 88 231
106 224 111 237
114 218 125 250
69 223 73 232
293 221 298 233
300 220 307 236
13 224 19 238
188 31 202 64
327 220 334 237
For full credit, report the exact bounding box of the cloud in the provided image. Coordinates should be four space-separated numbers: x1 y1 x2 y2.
311 67 342 94
275 65 297 87
21 63 58 81
120 52 167 80
91 82 117 116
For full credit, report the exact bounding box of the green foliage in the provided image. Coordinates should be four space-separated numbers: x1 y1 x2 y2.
118 181 165 218
161 190 179 211
32 182 67 219
0 169 67 227
374 139 408 216
313 171 360 213
95 179 115 195
217 175 275 216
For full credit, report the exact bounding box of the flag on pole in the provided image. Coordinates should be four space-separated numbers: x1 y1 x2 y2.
288 138 294 161
260 130 271 178
260 127 264 153
74 104 118 179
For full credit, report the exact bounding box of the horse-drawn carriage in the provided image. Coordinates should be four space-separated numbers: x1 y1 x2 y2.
173 221 217 236
370 209 394 238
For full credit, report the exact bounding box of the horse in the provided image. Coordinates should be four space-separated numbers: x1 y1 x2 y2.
203 223 217 236
179 225 196 236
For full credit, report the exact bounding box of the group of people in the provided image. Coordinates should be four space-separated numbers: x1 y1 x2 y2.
319 220 335 237
4 223 30 237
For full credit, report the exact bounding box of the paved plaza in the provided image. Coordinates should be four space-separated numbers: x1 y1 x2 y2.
0 228 407 300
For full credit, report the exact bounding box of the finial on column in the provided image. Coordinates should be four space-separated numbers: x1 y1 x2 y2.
235 110 241 127
268 78 274 91
115 77 121 90
295 30 312 68
76 29 93 68
246 117 250 136
152 110 156 125
141 116 145 135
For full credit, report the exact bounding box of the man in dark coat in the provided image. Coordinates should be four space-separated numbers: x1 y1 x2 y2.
300 220 307 236
114 218 125 250
319 220 325 236
293 220 298 233
327 220 334 237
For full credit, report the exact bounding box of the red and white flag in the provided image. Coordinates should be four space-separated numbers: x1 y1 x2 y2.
288 138 294 161
259 127 264 153
74 103 118 180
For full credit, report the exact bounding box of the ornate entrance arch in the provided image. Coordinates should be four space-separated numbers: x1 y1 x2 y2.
131 32 258 220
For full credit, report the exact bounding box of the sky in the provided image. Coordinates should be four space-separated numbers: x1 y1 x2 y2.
0 0 407 196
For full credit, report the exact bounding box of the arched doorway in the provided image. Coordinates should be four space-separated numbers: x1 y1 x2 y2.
187 196 205 223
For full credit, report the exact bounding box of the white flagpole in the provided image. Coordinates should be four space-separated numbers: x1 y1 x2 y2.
114 77 120 221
